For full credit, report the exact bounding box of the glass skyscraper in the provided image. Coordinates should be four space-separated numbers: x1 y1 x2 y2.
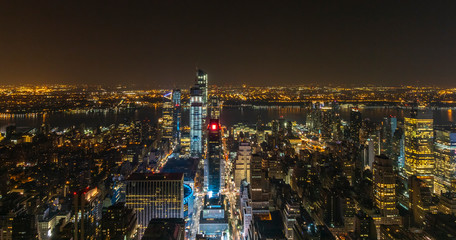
196 69 208 124
196 69 208 106
207 119 222 197
190 85 203 157
172 89 181 141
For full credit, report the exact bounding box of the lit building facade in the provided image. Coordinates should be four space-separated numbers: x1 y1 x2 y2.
372 155 398 217
240 181 253 239
209 96 220 120
434 127 456 194
126 173 184 239
162 98 174 140
190 86 203 157
404 109 434 188
196 69 208 118
234 142 252 188
101 202 137 240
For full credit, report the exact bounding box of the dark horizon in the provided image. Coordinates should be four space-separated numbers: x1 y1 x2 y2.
1 1 456 88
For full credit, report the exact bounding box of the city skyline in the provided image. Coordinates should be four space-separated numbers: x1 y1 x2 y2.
1 1 456 87
0 68 456 239
2 2 456 240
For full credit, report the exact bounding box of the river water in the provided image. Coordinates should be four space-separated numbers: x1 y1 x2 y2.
0 106 454 131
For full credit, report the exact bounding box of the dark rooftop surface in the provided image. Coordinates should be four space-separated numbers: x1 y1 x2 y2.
161 157 198 181
126 172 183 181
254 210 286 239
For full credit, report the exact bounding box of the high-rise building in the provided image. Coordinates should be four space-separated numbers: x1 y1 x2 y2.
209 96 220 120
434 126 456 195
438 192 456 215
101 202 137 240
404 109 434 187
172 89 182 141
372 155 398 218
354 211 377 240
381 116 397 157
343 196 356 231
73 187 103 240
409 175 436 226
392 127 405 169
234 142 252 188
190 85 203 157
0 193 28 240
126 173 184 239
324 189 344 228
196 69 208 114
282 199 300 240
362 139 375 169
250 154 269 214
162 97 174 140
350 107 362 143
240 180 253 239
207 119 222 198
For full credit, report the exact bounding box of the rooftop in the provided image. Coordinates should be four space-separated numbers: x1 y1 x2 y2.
126 172 183 181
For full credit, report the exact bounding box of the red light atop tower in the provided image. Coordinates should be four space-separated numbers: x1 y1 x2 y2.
208 119 220 131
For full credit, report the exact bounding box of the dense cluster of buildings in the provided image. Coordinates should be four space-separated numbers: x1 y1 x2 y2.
1 73 456 240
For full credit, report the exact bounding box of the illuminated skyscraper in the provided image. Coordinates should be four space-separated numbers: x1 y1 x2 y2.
234 142 252 188
372 155 398 218
196 69 208 129
172 89 181 140
209 95 221 120
126 173 184 239
404 109 434 187
433 126 456 194
190 85 203 157
196 69 208 109
207 119 222 197
162 94 174 140
350 107 362 143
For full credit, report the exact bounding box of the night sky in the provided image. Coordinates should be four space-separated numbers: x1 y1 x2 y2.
1 1 456 88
